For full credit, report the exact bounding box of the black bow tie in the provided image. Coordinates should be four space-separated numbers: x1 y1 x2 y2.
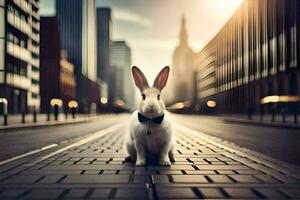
138 113 164 124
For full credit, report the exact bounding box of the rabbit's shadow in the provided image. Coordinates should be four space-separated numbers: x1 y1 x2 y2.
124 153 174 166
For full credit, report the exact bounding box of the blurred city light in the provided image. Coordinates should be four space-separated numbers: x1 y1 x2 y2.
175 102 185 109
114 99 125 107
0 98 8 114
68 101 78 108
50 99 63 107
100 97 108 104
206 100 217 108
0 98 8 105
260 95 300 104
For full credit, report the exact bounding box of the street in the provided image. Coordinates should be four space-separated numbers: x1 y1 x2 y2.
1 114 300 166
0 114 129 161
0 113 299 199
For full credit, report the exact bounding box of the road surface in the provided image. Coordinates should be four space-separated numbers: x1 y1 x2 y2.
170 114 300 166
0 114 299 199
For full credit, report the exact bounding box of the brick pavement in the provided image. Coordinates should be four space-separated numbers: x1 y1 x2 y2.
0 122 299 199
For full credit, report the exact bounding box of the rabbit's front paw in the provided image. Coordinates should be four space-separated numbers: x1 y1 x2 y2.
159 159 171 166
135 159 146 166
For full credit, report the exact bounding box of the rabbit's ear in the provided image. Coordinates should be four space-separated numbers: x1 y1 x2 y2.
153 66 170 91
132 66 149 91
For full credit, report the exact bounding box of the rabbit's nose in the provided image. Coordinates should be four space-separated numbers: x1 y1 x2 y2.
149 105 155 112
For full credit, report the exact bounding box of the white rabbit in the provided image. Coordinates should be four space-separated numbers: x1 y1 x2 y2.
125 66 175 166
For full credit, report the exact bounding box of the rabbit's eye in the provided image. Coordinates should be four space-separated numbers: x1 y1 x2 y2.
142 94 146 100
157 94 160 100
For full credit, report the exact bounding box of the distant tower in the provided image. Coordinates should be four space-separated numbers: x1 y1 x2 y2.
179 16 188 47
171 15 196 103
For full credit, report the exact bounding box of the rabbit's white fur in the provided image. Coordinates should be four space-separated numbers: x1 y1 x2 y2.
125 66 175 166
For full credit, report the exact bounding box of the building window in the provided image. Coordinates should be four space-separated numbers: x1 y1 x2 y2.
32 93 38 99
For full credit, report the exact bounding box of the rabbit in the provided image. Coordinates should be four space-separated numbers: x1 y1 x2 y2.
125 66 175 166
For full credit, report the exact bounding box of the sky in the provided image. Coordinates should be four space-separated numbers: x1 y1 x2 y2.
40 0 243 83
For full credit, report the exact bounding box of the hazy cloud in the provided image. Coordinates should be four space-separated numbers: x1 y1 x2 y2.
113 8 153 28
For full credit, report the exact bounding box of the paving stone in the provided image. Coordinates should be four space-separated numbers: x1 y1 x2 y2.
62 175 129 183
133 175 151 183
196 165 250 170
38 175 65 183
153 175 170 183
275 174 300 184
225 161 242 165
280 188 300 198
210 161 226 165
102 170 118 175
192 161 209 165
157 188 197 199
115 188 148 199
135 170 157 175
234 169 264 175
207 175 234 183
172 175 208 183
119 170 133 175
229 175 262 183
84 170 101 175
90 188 111 198
199 188 225 198
254 175 281 183
24 189 64 199
22 170 82 175
158 170 182 175
147 165 195 171
0 188 28 198
3 175 43 184
185 170 216 175
216 170 236 174
65 189 89 198
224 188 258 198
62 161 75 165
255 188 286 198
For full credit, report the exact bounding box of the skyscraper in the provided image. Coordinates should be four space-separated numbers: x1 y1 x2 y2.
56 0 99 110
110 41 135 110
172 16 196 104
0 0 40 113
96 8 111 83
194 0 300 114
40 17 76 113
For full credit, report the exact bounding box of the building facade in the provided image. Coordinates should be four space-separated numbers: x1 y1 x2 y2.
96 7 111 83
172 16 196 104
0 0 40 113
194 0 300 114
56 0 99 112
110 41 135 110
40 16 76 113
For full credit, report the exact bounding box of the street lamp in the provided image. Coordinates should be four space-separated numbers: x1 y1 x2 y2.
68 100 78 119
206 100 217 108
100 97 108 104
0 98 8 125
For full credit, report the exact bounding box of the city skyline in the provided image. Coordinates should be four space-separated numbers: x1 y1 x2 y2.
40 0 243 83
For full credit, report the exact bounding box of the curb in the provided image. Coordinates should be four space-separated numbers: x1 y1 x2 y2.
223 118 300 129
0 116 99 132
